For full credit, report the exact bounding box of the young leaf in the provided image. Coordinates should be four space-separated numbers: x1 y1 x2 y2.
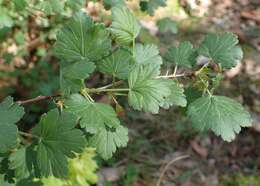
68 148 98 185
41 176 65 186
0 97 24 153
166 41 197 68
157 17 178 34
65 94 120 133
110 6 141 44
55 12 111 63
128 64 172 113
134 44 162 67
97 49 134 80
32 109 86 177
160 81 187 109
198 32 243 68
187 96 252 142
89 126 128 160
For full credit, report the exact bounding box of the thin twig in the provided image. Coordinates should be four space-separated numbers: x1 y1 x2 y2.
17 95 60 105
173 65 178 77
156 155 190 186
87 88 129 93
157 73 189 79
98 80 124 90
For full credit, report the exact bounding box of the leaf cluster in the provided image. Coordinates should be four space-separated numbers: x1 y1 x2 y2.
0 3 252 185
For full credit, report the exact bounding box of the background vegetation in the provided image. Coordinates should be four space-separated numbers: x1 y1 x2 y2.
0 0 259 185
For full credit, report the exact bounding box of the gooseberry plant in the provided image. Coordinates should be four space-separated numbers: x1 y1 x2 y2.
0 4 252 186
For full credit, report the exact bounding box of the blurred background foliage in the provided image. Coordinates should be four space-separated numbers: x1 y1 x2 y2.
0 0 259 185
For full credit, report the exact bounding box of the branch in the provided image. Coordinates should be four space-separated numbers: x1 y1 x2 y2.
157 71 195 79
97 80 124 89
156 155 189 186
17 94 60 105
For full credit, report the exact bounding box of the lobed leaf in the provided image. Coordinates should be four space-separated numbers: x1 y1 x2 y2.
166 41 197 68
38 0 64 15
32 109 86 177
134 44 162 67
97 49 134 80
61 60 95 80
128 64 172 113
0 97 24 153
55 12 111 63
198 32 243 68
187 95 252 142
59 72 84 96
65 94 120 133
160 81 187 109
89 126 128 160
9 147 32 180
110 6 141 44
157 17 178 34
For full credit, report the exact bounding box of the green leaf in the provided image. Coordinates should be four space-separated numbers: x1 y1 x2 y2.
9 146 39 181
68 148 98 185
16 177 42 186
166 41 197 68
32 109 86 177
103 0 125 9
14 31 25 45
97 49 133 80
55 11 104 95
0 97 24 153
198 32 243 68
160 81 187 109
55 12 111 63
0 175 14 186
65 94 120 134
157 17 178 34
110 6 141 44
128 64 172 113
140 0 166 15
66 0 85 11
134 44 162 67
41 176 65 186
0 157 14 184
38 0 64 15
62 60 95 80
60 73 84 96
187 96 252 142
89 126 128 160
0 8 13 28
9 148 30 180
13 0 27 11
